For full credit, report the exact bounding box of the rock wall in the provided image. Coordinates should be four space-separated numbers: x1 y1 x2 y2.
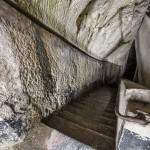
9 0 149 66
0 1 121 147
136 14 150 88
0 0 149 148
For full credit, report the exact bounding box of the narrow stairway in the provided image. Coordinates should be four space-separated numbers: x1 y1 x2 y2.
43 86 117 150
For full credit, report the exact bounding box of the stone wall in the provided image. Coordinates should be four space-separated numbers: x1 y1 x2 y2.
0 0 149 148
9 0 149 65
0 1 121 147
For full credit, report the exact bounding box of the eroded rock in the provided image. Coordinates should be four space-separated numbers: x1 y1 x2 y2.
0 1 121 147
0 0 149 148
10 0 149 65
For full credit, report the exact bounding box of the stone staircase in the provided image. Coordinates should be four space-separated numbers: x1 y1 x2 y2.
5 86 117 150
44 86 117 150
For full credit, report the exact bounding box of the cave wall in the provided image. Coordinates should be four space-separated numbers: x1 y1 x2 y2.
0 0 149 147
0 1 121 146
9 0 149 66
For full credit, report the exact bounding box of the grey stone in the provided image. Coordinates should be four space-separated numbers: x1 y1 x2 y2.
118 129 150 150
0 0 149 148
9 0 149 65
9 123 94 150
0 1 121 147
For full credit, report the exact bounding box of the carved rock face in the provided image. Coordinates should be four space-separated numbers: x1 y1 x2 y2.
0 1 122 147
10 0 149 65
0 0 149 148
0 13 31 147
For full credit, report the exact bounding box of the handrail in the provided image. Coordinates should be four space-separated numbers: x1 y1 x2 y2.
115 101 150 126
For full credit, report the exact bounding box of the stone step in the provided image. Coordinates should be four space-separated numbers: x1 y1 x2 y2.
45 116 115 150
63 105 116 121
61 107 116 127
103 111 116 119
58 110 116 138
70 101 116 115
9 123 95 150
44 86 117 149
61 110 116 127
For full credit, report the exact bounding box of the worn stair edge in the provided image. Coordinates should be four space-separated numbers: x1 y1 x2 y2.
43 116 115 150
60 110 116 127
60 106 116 125
63 105 116 120
58 111 116 138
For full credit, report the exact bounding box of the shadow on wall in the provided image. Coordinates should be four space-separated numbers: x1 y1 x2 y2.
123 42 137 80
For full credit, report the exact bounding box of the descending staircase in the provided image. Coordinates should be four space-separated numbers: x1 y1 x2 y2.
44 86 117 150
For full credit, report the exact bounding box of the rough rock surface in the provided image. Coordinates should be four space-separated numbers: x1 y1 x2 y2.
136 14 150 88
118 129 150 150
117 80 150 150
0 1 121 147
9 0 149 66
45 86 117 149
4 123 94 150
